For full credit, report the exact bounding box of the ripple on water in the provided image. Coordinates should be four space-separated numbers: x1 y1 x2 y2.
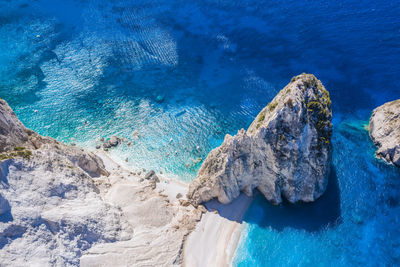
0 0 399 265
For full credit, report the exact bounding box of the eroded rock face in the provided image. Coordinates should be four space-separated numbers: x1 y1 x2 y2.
0 99 108 178
0 99 124 266
0 99 31 152
188 73 332 205
369 99 400 167
0 98 200 266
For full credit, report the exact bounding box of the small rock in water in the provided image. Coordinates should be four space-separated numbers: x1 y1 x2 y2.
351 214 364 225
143 168 146 172
127 142 133 146
125 158 128 162
176 193 182 199
102 136 120 149
95 145 101 149
109 136 120 147
155 95 165 103
71 143 76 146
132 130 140 138
191 158 202 164
100 137 105 142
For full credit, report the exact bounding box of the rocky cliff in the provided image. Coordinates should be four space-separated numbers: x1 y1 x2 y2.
0 99 201 266
188 73 333 205
369 99 400 167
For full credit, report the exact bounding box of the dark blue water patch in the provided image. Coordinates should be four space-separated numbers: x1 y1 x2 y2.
243 166 341 233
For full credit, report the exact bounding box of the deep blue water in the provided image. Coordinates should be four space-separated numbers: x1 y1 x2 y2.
0 0 399 265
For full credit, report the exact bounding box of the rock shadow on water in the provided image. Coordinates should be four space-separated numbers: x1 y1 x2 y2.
200 167 341 229
243 167 341 232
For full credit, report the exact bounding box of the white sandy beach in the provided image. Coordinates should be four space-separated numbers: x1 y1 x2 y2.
95 151 253 267
183 193 253 267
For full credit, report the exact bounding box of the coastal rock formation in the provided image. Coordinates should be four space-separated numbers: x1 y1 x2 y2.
103 136 121 149
188 73 332 205
369 99 400 167
0 99 32 152
0 99 200 266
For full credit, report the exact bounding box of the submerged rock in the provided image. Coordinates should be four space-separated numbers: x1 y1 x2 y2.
156 95 165 103
103 136 121 149
369 99 400 167
188 73 333 205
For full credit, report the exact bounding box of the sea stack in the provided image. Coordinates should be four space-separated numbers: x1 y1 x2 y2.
369 99 400 167
188 73 333 205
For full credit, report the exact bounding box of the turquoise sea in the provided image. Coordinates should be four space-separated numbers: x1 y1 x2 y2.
0 0 399 265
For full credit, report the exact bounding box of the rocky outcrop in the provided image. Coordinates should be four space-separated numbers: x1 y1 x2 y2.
188 73 332 205
0 99 124 266
103 136 121 149
0 99 200 266
0 98 108 178
369 99 400 167
0 99 32 152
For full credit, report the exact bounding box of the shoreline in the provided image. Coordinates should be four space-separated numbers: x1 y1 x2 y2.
95 150 252 266
183 193 253 266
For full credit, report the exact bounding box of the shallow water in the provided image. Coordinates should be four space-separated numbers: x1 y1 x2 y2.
0 0 399 265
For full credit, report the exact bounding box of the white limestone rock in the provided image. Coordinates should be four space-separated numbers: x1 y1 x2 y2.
369 99 400 167
188 74 333 205
0 98 199 266
0 99 31 152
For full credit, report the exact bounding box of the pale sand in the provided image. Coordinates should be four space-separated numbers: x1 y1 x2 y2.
183 193 253 267
93 151 253 267
81 152 199 266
